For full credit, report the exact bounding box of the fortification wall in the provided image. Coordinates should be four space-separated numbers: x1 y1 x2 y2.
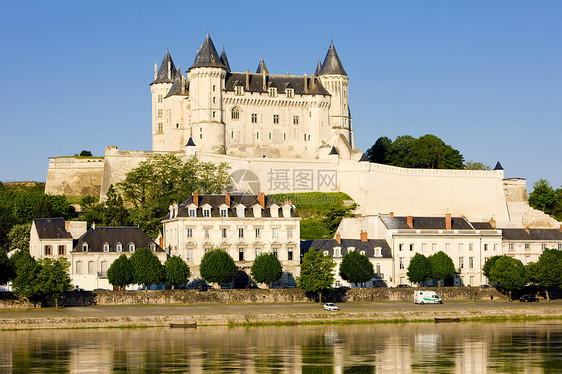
45 157 105 196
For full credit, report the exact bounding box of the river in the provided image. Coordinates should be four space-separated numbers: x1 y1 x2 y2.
1 321 561 373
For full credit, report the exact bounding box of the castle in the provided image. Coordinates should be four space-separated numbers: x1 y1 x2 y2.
45 33 561 230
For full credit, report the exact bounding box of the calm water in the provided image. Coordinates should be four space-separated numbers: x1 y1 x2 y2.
1 322 562 373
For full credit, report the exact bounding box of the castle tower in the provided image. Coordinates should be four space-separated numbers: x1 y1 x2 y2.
318 42 353 148
187 33 227 154
151 49 177 151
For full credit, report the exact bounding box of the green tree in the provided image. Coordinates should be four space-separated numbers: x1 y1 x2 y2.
407 253 432 286
300 218 330 240
429 251 455 287
464 161 491 170
532 249 562 301
488 255 527 301
199 249 238 285
297 247 336 302
130 248 164 289
528 179 556 216
102 184 130 226
164 256 191 289
366 136 392 164
251 252 283 287
7 223 31 251
107 254 134 290
0 250 13 286
482 255 503 281
36 257 72 308
322 205 356 236
10 250 40 306
79 150 92 156
339 250 374 286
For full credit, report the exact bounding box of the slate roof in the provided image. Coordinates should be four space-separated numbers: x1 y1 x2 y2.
152 49 177 84
319 41 347 76
329 146 339 155
493 161 504 171
256 57 269 74
186 137 196 146
33 218 72 240
471 222 495 230
189 33 226 70
73 227 164 253
167 194 299 219
315 59 322 75
300 239 392 258
220 47 231 71
224 73 330 96
359 153 369 162
164 69 189 98
381 216 474 230
501 228 562 241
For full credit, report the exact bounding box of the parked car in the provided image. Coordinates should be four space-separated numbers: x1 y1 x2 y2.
519 295 539 302
398 284 411 288
323 303 339 311
414 290 442 304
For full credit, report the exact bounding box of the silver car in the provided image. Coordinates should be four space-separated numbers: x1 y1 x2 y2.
323 303 339 311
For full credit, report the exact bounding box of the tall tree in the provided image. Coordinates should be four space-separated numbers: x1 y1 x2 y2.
532 249 562 301
103 184 130 226
528 179 556 216
488 255 527 301
0 250 13 286
251 252 283 287
464 161 491 170
36 258 72 309
429 251 456 287
199 249 238 285
297 247 336 302
366 136 392 164
482 255 503 281
339 251 374 286
407 253 432 286
130 248 164 289
164 256 191 290
7 223 31 251
107 254 134 290
10 250 40 306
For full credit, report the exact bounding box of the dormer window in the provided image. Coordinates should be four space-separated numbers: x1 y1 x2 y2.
235 86 244 95
360 251 366 255
150 243 156 251
116 243 122 252
286 88 294 98
103 243 110 252
334 247 342 257
268 88 277 97
189 209 196 217
236 204 245 218
203 208 211 217
129 243 135 252
220 208 228 217
82 243 88 252
375 247 382 257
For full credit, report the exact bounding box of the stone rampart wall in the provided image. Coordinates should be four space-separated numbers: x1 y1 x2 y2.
45 157 105 196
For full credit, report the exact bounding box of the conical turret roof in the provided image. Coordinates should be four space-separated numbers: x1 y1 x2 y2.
164 67 188 98
315 59 322 75
319 41 347 76
220 47 231 71
189 33 226 70
493 161 504 170
152 49 177 84
359 153 369 162
256 56 269 74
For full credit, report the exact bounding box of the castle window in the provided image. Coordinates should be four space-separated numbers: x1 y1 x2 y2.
273 114 279 124
231 131 234 138
157 123 163 133
286 88 294 98
213 85 216 92
222 228 227 239
88 261 95 274
251 113 258 123
268 133 272 140
288 247 294 261
231 107 239 120
220 208 228 217
186 228 193 238
283 133 286 141
269 88 277 97
293 115 299 125
255 228 261 238
287 227 293 239
239 248 245 261
212 111 216 118
256 132 259 140
239 228 244 238
157 94 163 103
116 243 122 252
204 228 210 238
213 97 216 103
157 109 163 118
75 261 82 274
44 245 52 255
272 247 278 258
272 228 278 239
235 86 244 95
103 243 109 252
308 135 311 141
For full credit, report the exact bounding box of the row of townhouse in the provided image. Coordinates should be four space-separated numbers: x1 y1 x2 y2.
29 193 562 290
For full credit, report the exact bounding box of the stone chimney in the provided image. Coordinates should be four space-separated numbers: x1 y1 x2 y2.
407 216 413 228
262 70 266 91
159 236 164 249
389 212 394 218
489 217 496 229
167 60 171 80
304 73 308 93
335 232 341 244
65 221 70 232
154 62 158 80
92 222 96 230
245 70 250 90
193 191 199 206
446 214 452 230
225 193 231 207
360 230 368 242
258 192 265 208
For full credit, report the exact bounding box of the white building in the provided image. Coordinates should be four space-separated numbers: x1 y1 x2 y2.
501 228 562 265
30 218 166 290
162 192 301 287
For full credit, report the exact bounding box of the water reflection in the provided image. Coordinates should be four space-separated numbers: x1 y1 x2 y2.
1 322 562 373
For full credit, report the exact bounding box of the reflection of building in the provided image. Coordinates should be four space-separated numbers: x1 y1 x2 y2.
162 192 301 286
501 228 562 264
30 218 165 290
300 233 392 287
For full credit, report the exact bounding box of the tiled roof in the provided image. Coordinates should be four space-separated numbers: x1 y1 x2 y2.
300 239 392 258
256 57 268 74
34 218 72 239
220 47 231 71
318 41 347 76
381 216 473 230
224 73 330 96
189 33 226 70
471 222 495 230
73 227 164 253
501 228 562 241
164 70 188 98
152 49 177 84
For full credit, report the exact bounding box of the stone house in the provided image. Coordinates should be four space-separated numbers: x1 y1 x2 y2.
500 228 562 265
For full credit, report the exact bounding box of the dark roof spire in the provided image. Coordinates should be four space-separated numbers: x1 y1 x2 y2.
319 41 347 76
220 47 231 72
152 49 177 84
186 137 196 147
493 161 504 170
189 33 226 70
359 153 369 162
164 66 188 98
315 59 322 75
329 146 339 155
256 56 268 74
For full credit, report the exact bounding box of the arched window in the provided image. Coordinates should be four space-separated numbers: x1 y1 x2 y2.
76 261 82 274
103 243 110 252
231 107 240 120
129 243 135 252
101 261 108 276
88 261 95 274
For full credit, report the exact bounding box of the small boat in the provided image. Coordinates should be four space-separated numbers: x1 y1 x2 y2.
434 318 461 323
170 323 197 328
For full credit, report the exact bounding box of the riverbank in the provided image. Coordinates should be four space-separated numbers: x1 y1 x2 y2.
1 300 561 330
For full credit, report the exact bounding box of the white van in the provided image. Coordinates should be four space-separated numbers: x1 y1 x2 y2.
414 290 442 304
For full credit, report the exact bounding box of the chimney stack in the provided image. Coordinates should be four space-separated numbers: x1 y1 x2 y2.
245 70 250 90
446 213 452 230
225 193 231 207
360 230 368 242
154 62 158 80
92 222 96 230
335 232 341 244
193 191 199 206
65 221 70 232
489 217 496 229
304 73 308 93
262 70 266 91
159 236 164 249
407 216 413 228
389 212 394 218
167 60 171 80
258 192 265 208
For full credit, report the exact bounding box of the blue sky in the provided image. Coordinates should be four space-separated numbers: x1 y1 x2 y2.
1 1 561 191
